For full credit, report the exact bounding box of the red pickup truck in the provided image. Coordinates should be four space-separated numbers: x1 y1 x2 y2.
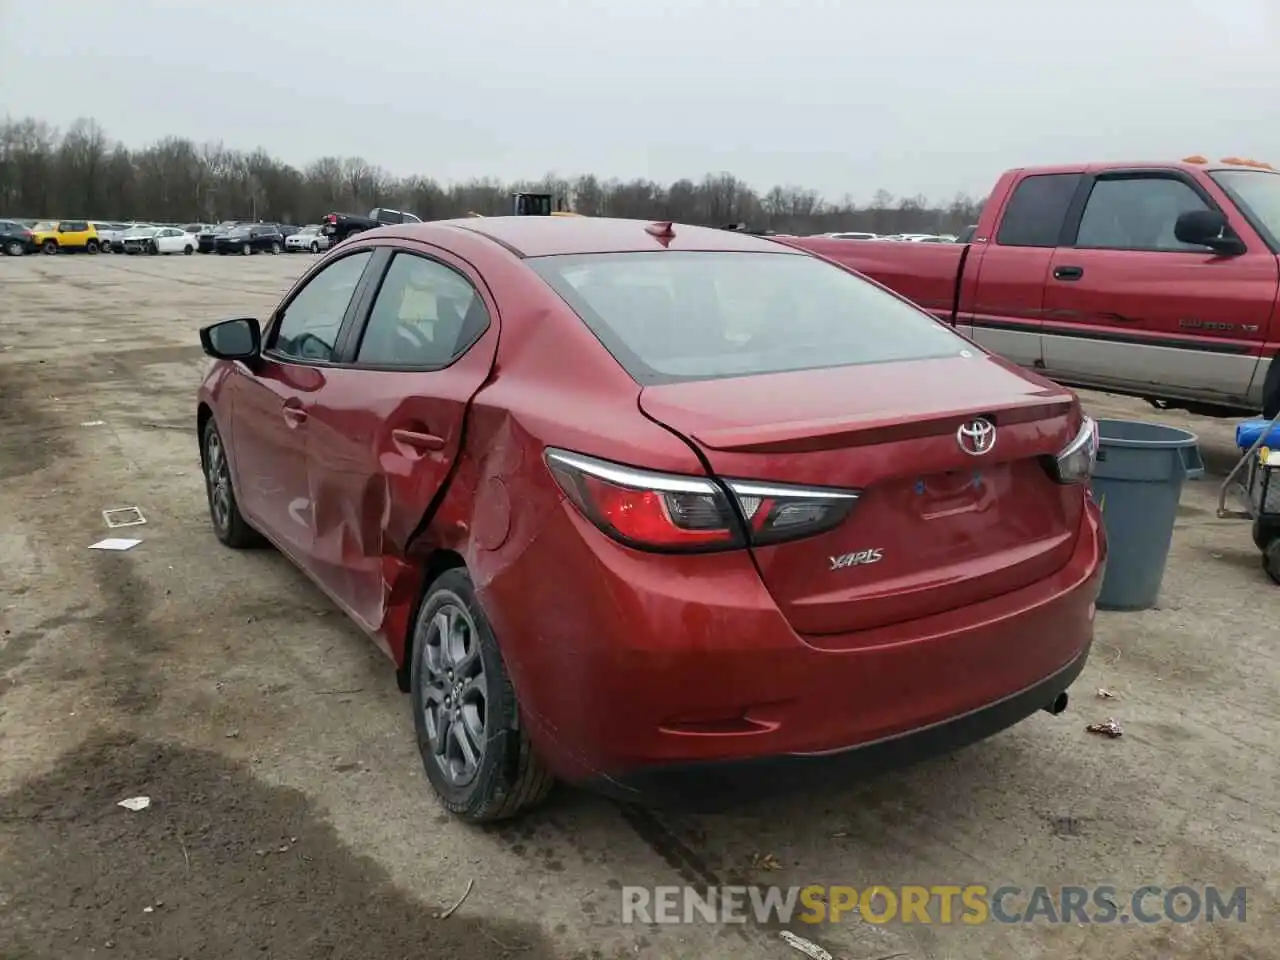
789 159 1280 418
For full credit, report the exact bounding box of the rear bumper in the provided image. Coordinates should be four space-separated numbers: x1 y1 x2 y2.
482 489 1106 805
586 644 1090 810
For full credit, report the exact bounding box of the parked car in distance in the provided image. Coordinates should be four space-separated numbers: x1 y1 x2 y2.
788 157 1280 418
152 226 199 255
91 222 132 252
197 223 234 253
214 223 284 255
0 219 38 255
321 207 422 244
121 225 161 254
31 220 99 254
824 231 879 240
196 216 1106 821
285 224 330 253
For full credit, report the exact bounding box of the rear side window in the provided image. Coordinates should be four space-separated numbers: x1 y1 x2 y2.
995 173 1082 247
355 253 490 368
528 251 970 386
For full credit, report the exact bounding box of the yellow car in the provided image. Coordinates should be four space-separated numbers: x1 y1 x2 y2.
29 220 100 254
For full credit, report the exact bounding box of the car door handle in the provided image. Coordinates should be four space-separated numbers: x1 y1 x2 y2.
391 428 446 451
1053 265 1084 281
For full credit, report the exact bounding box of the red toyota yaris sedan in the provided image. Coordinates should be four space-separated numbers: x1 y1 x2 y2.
197 216 1106 821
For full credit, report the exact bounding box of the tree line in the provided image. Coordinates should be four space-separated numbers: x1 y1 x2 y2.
0 116 984 235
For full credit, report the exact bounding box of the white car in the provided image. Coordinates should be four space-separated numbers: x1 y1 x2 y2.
823 231 879 241
153 226 199 255
91 221 132 252
285 225 331 253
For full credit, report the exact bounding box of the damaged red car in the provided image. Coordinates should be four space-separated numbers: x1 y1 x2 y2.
196 216 1106 821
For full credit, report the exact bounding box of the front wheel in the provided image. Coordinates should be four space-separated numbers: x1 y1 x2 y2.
184 245 193 255
3 241 23 256
148 242 159 255
201 418 262 549
310 241 319 254
241 244 251 256
270 241 281 255
410 568 554 821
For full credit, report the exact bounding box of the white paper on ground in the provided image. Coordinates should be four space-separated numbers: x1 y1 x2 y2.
117 796 151 811
89 538 142 551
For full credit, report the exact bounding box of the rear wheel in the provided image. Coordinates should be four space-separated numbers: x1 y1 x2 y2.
85 240 99 254
410 568 554 821
42 240 57 254
201 418 262 548
1262 356 1280 420
1263 539 1280 586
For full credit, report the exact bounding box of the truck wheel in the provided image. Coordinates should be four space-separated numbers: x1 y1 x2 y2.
1262 356 1280 419
1263 539 1280 585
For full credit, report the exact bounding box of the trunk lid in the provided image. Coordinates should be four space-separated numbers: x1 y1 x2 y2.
638 354 1084 639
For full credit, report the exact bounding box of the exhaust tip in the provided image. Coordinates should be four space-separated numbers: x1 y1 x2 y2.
1042 692 1069 716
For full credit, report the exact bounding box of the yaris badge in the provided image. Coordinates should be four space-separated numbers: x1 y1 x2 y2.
957 418 996 456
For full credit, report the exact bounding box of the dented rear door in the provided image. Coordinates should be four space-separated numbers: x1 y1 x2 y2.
304 244 500 631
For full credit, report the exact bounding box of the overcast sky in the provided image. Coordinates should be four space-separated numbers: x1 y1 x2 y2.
2 0 1277 202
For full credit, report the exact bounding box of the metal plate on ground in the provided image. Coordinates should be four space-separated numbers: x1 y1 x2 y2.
103 507 146 528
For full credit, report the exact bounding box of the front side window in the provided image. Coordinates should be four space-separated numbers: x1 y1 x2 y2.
355 253 490 368
529 250 970 385
271 251 373 363
1075 177 1210 252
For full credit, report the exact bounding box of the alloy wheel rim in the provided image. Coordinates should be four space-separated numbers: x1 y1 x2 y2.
419 597 488 786
205 431 231 532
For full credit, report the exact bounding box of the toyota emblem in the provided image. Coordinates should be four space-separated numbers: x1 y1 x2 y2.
957 418 997 456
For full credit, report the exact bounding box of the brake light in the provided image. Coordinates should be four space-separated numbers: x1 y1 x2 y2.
545 449 860 552
324 214 337 223
722 479 861 546
1047 416 1099 484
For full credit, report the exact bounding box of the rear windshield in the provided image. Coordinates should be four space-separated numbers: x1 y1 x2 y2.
527 250 969 385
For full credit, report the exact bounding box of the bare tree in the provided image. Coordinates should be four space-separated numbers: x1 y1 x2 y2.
0 114 979 236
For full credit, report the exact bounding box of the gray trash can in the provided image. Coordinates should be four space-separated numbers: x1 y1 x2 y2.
1089 420 1205 611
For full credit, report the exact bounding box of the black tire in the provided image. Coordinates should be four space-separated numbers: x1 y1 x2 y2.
3 241 23 257
241 244 251 256
86 240 99 254
42 240 57 254
409 568 554 821
270 241 281 255
183 245 193 255
148 241 159 255
201 418 262 549
1261 357 1280 419
310 241 319 254
1263 539 1280 585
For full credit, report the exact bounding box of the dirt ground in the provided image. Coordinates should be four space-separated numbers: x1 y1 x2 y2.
1 251 1277 960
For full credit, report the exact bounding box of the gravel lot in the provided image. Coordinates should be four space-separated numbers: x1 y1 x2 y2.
1 252 1277 960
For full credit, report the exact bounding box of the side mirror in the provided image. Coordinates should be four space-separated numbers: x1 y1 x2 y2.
200 317 261 361
1174 210 1246 255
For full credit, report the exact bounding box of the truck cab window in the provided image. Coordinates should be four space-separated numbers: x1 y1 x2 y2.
1074 177 1212 252
995 173 1082 247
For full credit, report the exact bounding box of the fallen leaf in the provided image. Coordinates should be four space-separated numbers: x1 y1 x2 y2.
1096 687 1118 699
750 852 782 871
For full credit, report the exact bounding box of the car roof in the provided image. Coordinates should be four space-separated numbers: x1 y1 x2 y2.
391 216 796 258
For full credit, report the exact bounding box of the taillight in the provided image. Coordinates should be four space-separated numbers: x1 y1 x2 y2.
324 214 337 224
545 449 860 553
722 479 861 546
1047 416 1098 484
